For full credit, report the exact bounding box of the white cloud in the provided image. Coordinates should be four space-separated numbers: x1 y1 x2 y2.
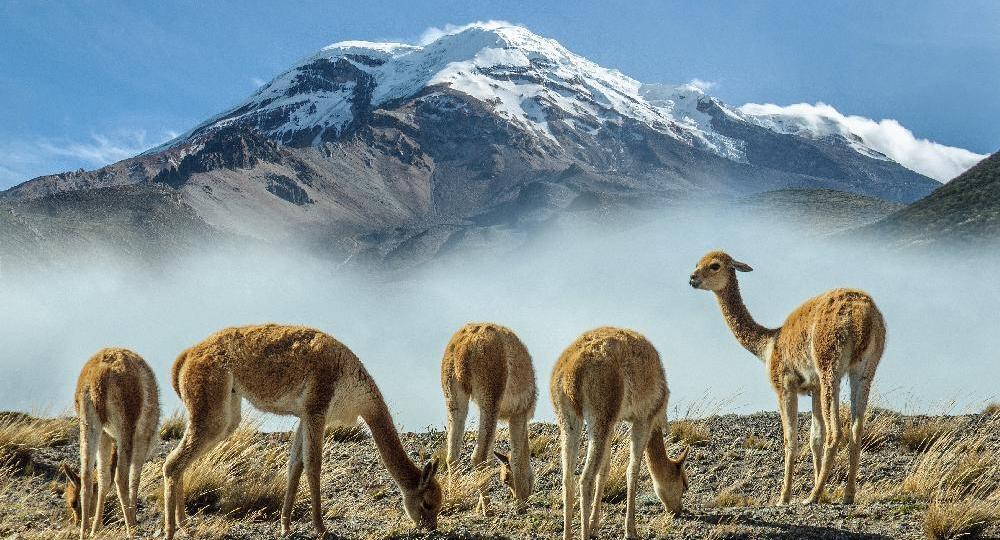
251 77 266 88
418 20 518 45
739 102 986 182
0 129 176 190
688 78 717 92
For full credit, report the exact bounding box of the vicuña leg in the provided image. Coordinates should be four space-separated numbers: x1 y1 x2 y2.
444 384 470 486
625 422 653 539
509 411 532 505
558 410 582 540
301 414 327 536
471 399 499 468
777 389 799 505
809 391 825 486
113 432 135 536
579 416 613 540
281 423 305 536
78 414 101 540
845 366 872 504
163 370 233 540
92 432 115 536
588 446 612 534
806 376 842 504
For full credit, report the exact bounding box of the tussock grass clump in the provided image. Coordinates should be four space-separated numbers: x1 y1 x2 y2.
143 420 288 519
710 486 757 508
0 413 75 469
900 418 962 453
668 420 710 447
529 430 558 459
159 410 186 440
742 435 771 450
441 467 493 515
982 402 1000 416
324 421 369 443
924 499 999 540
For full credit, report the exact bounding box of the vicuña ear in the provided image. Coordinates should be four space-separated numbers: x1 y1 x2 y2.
493 451 511 465
60 462 81 488
733 261 753 272
671 447 689 465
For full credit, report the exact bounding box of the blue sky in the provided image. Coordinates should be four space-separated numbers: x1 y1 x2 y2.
1 0 998 189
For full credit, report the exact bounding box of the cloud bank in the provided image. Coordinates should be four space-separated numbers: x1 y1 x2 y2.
418 20 519 45
739 102 986 182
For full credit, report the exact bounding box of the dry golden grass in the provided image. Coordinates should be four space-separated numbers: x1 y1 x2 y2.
441 466 494 515
982 403 1000 416
668 420 710 447
159 409 186 440
143 420 288 519
900 418 962 453
924 499 999 540
529 429 558 459
710 485 758 508
324 421 369 443
0 413 74 469
742 434 772 450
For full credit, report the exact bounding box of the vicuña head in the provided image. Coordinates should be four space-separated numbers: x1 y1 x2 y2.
689 250 885 506
688 250 753 291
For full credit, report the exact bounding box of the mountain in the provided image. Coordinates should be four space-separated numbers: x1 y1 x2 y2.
864 150 1000 246
0 23 948 267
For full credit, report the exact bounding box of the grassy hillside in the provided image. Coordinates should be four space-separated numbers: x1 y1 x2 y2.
2 408 998 539
866 151 1000 247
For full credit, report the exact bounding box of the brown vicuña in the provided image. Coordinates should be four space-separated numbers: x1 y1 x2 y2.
162 324 442 540
441 323 537 507
689 250 886 504
74 348 160 539
551 327 688 540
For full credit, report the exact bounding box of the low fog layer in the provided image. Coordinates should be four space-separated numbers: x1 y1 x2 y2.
1 206 996 430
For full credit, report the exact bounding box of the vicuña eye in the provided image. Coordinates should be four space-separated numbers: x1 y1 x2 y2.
709 263 721 271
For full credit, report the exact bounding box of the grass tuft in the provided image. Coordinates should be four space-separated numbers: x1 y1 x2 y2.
0 412 75 470
982 403 1000 416
159 410 186 440
143 419 288 519
325 421 369 443
668 420 710 447
924 499 999 540
900 418 960 453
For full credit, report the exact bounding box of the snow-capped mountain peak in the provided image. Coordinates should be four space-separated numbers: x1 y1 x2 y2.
178 23 745 158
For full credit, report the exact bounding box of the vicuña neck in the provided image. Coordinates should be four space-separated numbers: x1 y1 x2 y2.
645 426 672 475
714 279 776 360
362 392 421 491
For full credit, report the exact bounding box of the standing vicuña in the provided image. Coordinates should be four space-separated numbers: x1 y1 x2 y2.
689 250 885 504
551 327 688 540
441 323 537 506
162 324 442 540
74 348 160 539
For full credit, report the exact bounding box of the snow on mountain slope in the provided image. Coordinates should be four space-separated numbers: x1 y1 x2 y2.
175 22 743 159
739 102 987 181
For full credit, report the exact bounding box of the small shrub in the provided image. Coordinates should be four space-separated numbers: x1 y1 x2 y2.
325 422 369 443
159 410 186 440
742 435 771 450
901 418 960 453
710 487 757 508
668 420 710 447
924 499 999 540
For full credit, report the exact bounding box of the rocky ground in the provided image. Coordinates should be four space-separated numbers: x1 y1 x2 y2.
1 409 998 540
